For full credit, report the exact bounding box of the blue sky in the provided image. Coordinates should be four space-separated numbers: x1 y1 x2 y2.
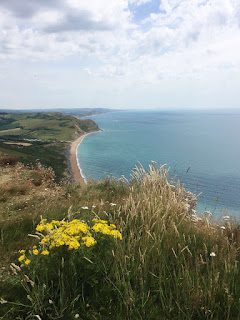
129 0 161 22
0 0 240 110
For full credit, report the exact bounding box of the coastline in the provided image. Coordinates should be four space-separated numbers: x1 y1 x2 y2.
70 130 101 184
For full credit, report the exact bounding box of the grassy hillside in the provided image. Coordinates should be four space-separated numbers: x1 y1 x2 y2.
0 112 99 181
0 162 239 319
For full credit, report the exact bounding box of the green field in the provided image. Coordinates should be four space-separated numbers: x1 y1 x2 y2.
0 112 99 181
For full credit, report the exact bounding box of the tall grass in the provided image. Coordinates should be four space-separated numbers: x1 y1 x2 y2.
108 164 240 319
0 164 239 319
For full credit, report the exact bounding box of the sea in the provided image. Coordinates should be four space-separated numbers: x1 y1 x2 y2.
77 110 240 219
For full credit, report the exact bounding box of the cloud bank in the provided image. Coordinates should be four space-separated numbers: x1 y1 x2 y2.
0 0 240 108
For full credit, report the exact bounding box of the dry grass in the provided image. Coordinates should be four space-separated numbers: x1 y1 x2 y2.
0 163 65 271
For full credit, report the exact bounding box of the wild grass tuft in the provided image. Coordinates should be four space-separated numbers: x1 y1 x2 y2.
108 164 240 319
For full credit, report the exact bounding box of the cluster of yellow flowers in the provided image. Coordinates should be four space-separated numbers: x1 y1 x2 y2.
92 219 122 240
36 218 122 251
37 219 96 250
18 250 31 265
18 246 50 265
18 218 122 265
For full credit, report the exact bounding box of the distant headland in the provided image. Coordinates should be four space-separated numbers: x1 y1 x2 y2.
0 109 105 182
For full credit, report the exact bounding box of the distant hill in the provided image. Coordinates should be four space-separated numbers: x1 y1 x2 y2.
60 107 114 117
0 112 100 181
0 107 116 117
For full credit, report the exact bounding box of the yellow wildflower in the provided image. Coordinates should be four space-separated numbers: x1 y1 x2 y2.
92 223 111 235
110 230 122 240
36 224 44 232
41 250 50 256
25 259 31 265
44 223 54 230
35 218 122 251
51 220 60 226
33 249 39 255
68 239 80 250
41 235 50 244
49 241 56 249
18 255 25 262
82 236 97 247
20 250 25 254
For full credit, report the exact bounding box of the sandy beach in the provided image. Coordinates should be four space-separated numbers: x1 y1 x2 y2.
70 131 100 184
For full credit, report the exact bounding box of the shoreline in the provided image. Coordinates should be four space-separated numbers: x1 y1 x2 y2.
69 130 101 184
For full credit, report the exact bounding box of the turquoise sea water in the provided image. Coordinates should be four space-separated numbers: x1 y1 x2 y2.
77 110 240 219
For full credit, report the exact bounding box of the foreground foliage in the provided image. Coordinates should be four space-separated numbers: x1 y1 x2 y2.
0 164 239 319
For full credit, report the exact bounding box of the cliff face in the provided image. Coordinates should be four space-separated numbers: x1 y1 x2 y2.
74 118 99 137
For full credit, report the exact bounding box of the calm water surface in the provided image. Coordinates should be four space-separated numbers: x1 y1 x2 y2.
77 110 240 218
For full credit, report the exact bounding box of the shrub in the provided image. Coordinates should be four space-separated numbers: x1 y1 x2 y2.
8 218 122 319
0 154 18 166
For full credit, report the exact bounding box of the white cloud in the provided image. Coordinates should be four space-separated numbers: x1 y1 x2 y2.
0 0 133 60
0 0 240 108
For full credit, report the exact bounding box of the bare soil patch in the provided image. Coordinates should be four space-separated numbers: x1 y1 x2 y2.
0 127 21 133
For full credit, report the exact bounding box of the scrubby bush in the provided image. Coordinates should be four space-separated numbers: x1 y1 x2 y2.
7 218 122 319
0 154 18 166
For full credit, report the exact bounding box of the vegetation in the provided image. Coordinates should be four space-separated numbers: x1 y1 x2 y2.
0 112 99 181
0 162 239 319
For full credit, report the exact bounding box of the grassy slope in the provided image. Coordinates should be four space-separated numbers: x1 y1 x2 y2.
0 112 99 182
0 163 239 319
